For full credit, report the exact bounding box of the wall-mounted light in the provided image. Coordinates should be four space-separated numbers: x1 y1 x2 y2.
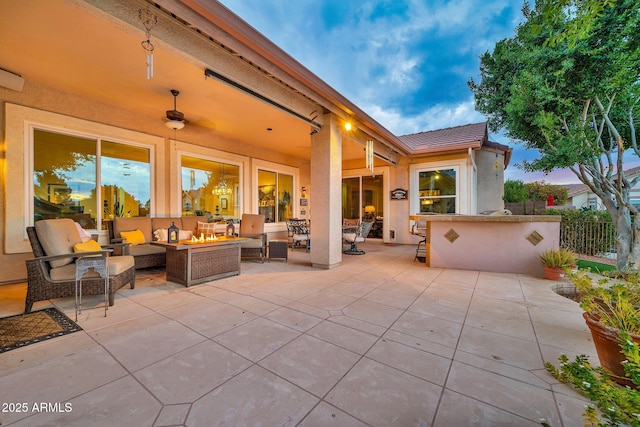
301 187 306 198
344 122 353 131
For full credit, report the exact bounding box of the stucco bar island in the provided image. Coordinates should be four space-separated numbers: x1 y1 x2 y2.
410 214 562 276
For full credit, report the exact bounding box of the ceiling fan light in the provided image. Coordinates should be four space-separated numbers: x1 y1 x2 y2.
166 119 185 130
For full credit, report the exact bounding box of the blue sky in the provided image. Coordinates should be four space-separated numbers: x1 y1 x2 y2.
218 0 583 184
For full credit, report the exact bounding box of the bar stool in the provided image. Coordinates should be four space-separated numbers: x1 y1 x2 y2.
75 254 109 321
411 220 427 262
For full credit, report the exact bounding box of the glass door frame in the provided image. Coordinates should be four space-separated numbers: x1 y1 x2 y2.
342 166 390 241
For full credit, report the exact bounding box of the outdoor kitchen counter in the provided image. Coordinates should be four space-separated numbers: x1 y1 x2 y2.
409 214 561 276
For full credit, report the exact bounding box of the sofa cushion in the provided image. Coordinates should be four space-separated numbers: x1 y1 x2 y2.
113 217 153 243
50 255 135 281
181 216 208 234
128 244 166 257
120 229 146 245
35 219 83 268
151 217 182 232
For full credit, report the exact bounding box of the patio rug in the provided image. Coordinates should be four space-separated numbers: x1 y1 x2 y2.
0 308 82 354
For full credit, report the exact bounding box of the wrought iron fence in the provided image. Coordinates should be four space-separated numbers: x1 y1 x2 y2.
559 220 616 257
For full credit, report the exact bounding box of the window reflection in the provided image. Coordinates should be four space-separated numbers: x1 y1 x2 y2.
418 169 456 214
258 169 293 223
181 156 240 221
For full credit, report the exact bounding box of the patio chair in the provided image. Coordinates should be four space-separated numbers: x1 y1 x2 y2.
411 219 427 262
239 214 267 263
25 219 135 313
286 219 310 252
343 221 374 255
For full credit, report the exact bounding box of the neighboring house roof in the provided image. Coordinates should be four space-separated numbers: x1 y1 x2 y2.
398 122 512 167
564 183 590 198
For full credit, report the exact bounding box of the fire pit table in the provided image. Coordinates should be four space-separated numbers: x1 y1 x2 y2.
151 237 249 286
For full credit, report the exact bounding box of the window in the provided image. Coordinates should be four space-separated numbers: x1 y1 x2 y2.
181 156 240 221
258 169 293 223
417 169 457 214
33 129 151 230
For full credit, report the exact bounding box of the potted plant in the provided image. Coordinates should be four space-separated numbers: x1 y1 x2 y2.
569 270 640 387
545 269 640 425
539 248 576 280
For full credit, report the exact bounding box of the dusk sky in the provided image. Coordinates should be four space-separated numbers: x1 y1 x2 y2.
218 0 583 184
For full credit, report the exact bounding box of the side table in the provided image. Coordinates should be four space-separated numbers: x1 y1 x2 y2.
75 254 109 321
269 239 288 262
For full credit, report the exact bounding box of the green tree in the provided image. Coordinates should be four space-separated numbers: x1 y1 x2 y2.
468 0 639 269
504 179 528 203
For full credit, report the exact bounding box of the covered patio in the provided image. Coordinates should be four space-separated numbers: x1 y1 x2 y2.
1 242 595 426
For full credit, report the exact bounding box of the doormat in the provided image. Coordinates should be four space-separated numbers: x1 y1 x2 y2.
0 308 82 354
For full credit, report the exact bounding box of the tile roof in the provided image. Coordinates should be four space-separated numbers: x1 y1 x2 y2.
399 122 488 154
564 183 590 197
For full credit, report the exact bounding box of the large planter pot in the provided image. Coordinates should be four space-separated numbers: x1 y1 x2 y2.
543 265 565 281
583 312 640 388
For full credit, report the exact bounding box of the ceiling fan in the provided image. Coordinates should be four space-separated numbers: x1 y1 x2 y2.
165 89 186 130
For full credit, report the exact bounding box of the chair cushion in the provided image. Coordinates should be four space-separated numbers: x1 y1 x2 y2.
35 219 83 268
240 214 265 236
343 233 357 243
292 234 309 241
50 255 135 281
240 238 263 249
73 240 102 253
120 229 146 245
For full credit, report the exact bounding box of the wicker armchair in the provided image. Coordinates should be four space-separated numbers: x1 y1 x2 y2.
239 214 267 263
25 219 135 313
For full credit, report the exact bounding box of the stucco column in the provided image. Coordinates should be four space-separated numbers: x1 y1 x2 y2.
310 113 342 269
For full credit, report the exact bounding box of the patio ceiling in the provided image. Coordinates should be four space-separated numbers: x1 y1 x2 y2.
0 0 372 162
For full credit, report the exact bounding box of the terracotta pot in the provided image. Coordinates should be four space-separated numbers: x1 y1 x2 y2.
543 265 565 281
583 312 640 388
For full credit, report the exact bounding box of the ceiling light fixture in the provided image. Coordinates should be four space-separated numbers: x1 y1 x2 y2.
165 119 185 130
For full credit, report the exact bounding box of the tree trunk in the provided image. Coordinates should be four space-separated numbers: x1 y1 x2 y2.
632 216 640 270
614 210 633 270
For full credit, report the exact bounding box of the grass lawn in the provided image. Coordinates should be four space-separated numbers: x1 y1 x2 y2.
576 259 617 273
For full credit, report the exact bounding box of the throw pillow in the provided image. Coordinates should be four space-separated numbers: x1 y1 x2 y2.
197 221 216 237
73 239 102 253
74 222 93 242
120 229 146 245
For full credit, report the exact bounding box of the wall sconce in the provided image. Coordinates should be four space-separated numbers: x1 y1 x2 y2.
344 122 353 131
301 187 306 198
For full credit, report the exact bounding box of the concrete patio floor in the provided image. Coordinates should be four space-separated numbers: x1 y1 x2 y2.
0 242 598 426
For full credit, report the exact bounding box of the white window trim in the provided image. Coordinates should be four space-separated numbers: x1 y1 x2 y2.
252 159 299 232
409 160 465 216
6 103 163 254
342 166 390 242
27 124 155 228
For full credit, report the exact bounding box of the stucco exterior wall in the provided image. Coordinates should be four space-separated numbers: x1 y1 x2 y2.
475 148 506 212
417 215 561 276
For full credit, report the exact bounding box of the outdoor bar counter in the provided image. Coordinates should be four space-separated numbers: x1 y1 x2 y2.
409 214 561 276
